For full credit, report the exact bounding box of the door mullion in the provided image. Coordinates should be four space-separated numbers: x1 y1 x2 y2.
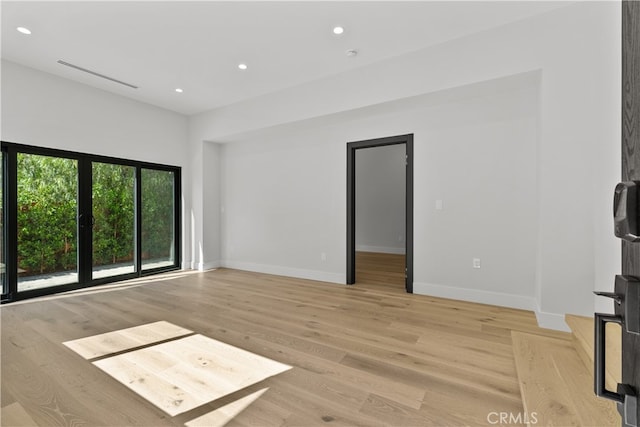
135 167 142 276
78 159 93 284
5 147 18 298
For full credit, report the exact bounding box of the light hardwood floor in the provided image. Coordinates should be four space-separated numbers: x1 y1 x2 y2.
355 251 405 291
1 265 570 426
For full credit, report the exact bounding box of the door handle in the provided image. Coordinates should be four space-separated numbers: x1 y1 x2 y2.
594 291 622 305
594 313 624 402
595 276 640 335
594 313 638 426
78 214 95 228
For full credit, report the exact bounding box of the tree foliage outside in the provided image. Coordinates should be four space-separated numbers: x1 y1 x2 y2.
141 169 175 264
16 154 175 277
92 163 135 267
18 154 78 275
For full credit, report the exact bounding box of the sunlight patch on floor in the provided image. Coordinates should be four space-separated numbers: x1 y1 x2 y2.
64 322 290 419
184 388 269 427
93 334 290 416
63 321 193 359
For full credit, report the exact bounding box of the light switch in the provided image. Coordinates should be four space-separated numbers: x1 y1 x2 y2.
435 200 443 210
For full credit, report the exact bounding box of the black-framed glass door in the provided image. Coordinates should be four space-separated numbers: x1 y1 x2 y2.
91 162 136 280
1 142 181 302
16 152 80 292
141 168 176 271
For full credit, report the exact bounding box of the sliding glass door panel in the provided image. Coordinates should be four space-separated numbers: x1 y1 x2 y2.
141 169 175 270
17 153 78 292
92 162 136 279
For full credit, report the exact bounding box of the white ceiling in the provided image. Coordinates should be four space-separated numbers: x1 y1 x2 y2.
2 1 570 116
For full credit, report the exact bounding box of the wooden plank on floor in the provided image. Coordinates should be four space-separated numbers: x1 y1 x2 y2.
551 345 620 427
512 331 601 426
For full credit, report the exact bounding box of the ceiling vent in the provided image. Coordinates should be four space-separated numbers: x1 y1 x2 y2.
57 60 139 89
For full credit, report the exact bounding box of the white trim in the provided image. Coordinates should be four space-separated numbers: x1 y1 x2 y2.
181 261 193 270
413 281 536 311
355 245 406 255
534 304 571 332
197 260 220 271
221 261 345 284
413 281 571 332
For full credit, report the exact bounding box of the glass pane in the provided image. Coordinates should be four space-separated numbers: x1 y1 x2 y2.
141 169 175 270
92 162 136 279
17 153 78 291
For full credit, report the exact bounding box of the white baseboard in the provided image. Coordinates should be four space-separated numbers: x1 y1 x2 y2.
196 260 220 271
413 281 571 332
356 245 406 255
413 281 536 311
183 260 219 271
534 306 571 332
221 260 345 284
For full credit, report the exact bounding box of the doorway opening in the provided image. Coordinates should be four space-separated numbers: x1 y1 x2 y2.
346 134 413 293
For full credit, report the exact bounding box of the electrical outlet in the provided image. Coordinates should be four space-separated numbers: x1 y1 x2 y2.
473 258 481 269
321 252 327 262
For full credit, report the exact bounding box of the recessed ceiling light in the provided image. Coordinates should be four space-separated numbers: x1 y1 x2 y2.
175 88 183 93
238 63 248 70
333 26 344 35
17 27 31 35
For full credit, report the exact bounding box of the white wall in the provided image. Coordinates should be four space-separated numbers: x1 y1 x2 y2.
219 122 345 283
0 60 192 267
1 60 188 166
356 144 406 254
202 141 221 270
194 2 621 329
219 81 539 303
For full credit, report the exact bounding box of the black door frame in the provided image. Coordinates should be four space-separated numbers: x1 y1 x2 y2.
621 2 640 425
346 134 413 293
